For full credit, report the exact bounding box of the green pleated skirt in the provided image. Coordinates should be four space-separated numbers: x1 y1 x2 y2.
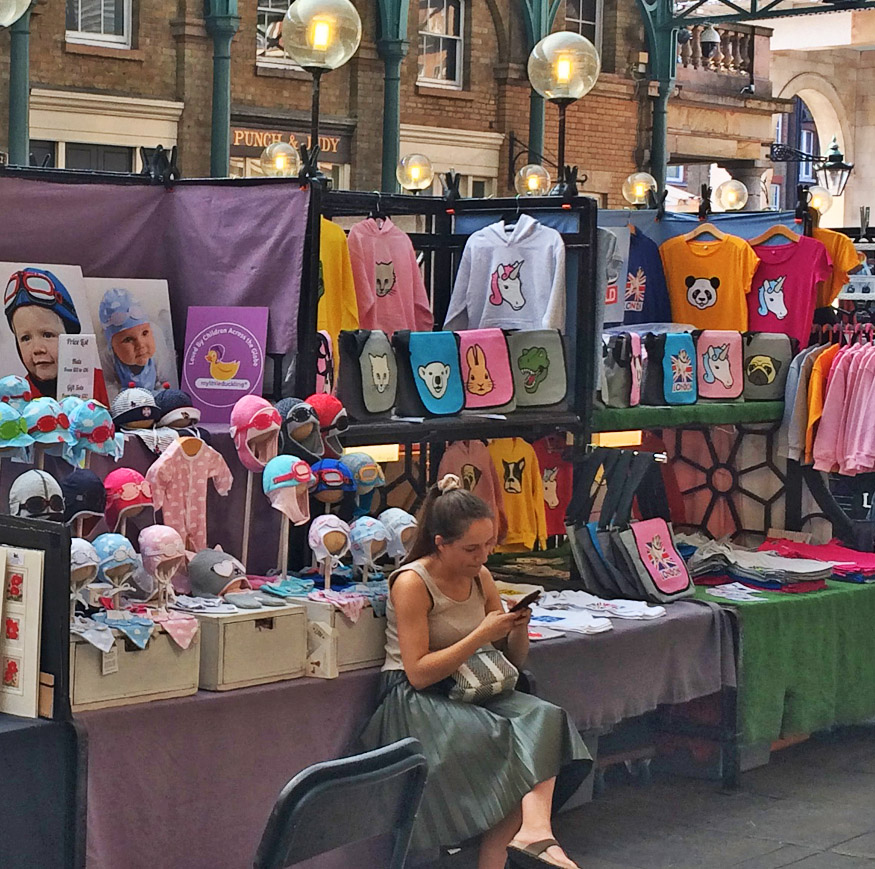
359 670 592 853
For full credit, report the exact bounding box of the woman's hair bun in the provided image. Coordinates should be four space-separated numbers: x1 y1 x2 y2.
437 474 462 494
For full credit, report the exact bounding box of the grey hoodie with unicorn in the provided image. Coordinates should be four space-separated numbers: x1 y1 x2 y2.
444 214 567 333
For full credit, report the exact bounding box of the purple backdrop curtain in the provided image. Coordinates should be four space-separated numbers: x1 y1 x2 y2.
0 177 309 356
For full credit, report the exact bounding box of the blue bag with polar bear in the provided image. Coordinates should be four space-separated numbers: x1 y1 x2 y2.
661 332 697 405
337 329 397 420
392 330 464 417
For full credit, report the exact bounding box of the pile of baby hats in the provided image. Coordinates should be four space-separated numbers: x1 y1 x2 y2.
23 397 75 447
230 395 281 472
9 469 64 520
262 455 316 526
0 401 33 450
0 375 32 410
103 468 153 531
111 387 158 427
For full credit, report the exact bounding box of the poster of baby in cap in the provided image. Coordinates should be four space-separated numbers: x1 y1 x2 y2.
0 262 106 401
84 278 179 401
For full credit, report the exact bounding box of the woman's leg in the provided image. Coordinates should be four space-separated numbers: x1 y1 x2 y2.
478 804 522 869
510 777 578 869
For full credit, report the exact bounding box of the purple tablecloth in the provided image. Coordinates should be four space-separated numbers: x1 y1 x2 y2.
77 600 734 869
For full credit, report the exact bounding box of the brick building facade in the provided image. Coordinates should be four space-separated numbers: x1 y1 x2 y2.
0 0 784 208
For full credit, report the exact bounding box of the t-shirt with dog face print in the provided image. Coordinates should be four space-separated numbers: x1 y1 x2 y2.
660 234 759 331
748 235 832 348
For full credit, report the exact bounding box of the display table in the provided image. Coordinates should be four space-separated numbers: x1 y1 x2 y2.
77 600 734 869
695 582 875 746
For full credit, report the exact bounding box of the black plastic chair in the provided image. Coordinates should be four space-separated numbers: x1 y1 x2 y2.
253 737 428 869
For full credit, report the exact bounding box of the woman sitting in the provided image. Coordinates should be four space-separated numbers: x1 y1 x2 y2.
361 475 590 869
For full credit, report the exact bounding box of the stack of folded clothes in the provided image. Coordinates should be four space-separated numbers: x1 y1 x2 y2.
759 538 875 584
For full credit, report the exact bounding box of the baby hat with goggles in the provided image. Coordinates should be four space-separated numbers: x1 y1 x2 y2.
230 395 281 472
341 452 386 495
111 387 157 428
70 537 100 587
305 393 349 458
103 467 153 532
93 533 140 585
0 402 34 450
309 458 355 504
9 469 64 520
0 374 32 411
98 287 157 392
4 267 81 335
378 508 418 560
60 469 106 525
348 516 390 568
262 454 315 526
154 385 201 429
275 397 323 463
66 399 124 465
188 549 250 598
308 515 351 567
22 396 75 446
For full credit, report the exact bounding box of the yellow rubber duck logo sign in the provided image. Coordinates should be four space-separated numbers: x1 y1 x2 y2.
204 344 241 381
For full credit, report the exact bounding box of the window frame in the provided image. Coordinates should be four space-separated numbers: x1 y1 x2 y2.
565 0 604 53
769 183 781 211
417 0 465 90
256 0 303 69
799 129 817 183
666 164 685 185
65 0 132 48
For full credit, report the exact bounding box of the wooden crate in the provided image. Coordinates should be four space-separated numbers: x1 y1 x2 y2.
195 604 307 691
305 600 386 678
70 627 200 712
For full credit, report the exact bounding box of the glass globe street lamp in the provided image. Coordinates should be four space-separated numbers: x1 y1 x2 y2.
397 153 434 193
527 31 600 189
815 137 853 198
715 179 748 211
0 0 29 28
808 185 833 215
282 0 361 173
516 164 552 196
260 141 303 176
622 172 657 208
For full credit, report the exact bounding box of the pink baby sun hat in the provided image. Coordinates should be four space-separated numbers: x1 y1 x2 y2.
229 395 282 472
138 525 185 576
103 467 153 531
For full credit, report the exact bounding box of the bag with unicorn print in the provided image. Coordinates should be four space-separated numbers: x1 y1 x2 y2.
337 329 397 420
695 330 743 400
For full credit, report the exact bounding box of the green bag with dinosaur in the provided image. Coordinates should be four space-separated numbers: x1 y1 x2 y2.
505 329 567 409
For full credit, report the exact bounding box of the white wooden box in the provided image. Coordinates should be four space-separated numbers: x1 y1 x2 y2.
70 627 200 712
195 604 307 691
305 600 386 677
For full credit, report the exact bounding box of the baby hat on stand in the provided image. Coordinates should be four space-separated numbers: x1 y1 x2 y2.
103 468 153 531
308 515 351 566
348 516 390 568
9 470 64 520
262 455 315 526
0 374 32 410
229 395 281 472
378 508 418 560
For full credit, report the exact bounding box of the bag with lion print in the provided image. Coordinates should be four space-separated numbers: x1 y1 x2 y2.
337 329 397 420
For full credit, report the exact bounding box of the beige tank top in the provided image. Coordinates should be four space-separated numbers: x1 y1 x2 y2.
382 558 487 672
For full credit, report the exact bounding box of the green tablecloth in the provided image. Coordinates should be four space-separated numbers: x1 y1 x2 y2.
592 401 784 432
695 582 875 745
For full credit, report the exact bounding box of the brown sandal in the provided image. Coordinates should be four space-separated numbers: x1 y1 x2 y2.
507 838 573 868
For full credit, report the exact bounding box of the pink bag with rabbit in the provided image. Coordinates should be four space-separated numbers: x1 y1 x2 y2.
456 329 516 412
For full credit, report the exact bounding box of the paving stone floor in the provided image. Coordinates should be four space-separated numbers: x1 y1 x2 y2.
437 726 875 868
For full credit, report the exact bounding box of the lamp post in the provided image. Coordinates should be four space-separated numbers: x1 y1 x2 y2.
204 0 241 177
282 0 361 178
2 0 33 166
526 31 600 193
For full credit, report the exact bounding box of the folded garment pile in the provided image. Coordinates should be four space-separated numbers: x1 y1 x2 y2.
758 538 875 584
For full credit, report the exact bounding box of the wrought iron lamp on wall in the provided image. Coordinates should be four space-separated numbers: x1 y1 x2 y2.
770 136 854 198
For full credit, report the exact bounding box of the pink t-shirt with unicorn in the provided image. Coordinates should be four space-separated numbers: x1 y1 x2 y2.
748 236 832 348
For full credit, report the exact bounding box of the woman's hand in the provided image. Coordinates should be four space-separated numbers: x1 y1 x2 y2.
476 609 525 644
509 607 532 633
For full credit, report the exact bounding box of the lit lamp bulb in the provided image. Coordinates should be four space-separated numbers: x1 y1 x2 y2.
808 185 833 215
396 153 434 192
311 18 331 50
715 179 748 211
260 141 302 177
515 164 552 196
555 54 572 85
622 172 657 207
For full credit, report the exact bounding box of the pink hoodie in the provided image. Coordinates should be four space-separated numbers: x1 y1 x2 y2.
347 218 433 335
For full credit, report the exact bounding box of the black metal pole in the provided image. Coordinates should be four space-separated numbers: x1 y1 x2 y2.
310 68 323 153
557 100 567 179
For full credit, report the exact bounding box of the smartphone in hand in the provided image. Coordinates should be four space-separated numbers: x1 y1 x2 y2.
509 590 541 613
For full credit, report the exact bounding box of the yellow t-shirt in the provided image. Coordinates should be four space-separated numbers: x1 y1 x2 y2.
812 227 863 308
804 342 840 465
660 234 760 330
317 217 358 352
